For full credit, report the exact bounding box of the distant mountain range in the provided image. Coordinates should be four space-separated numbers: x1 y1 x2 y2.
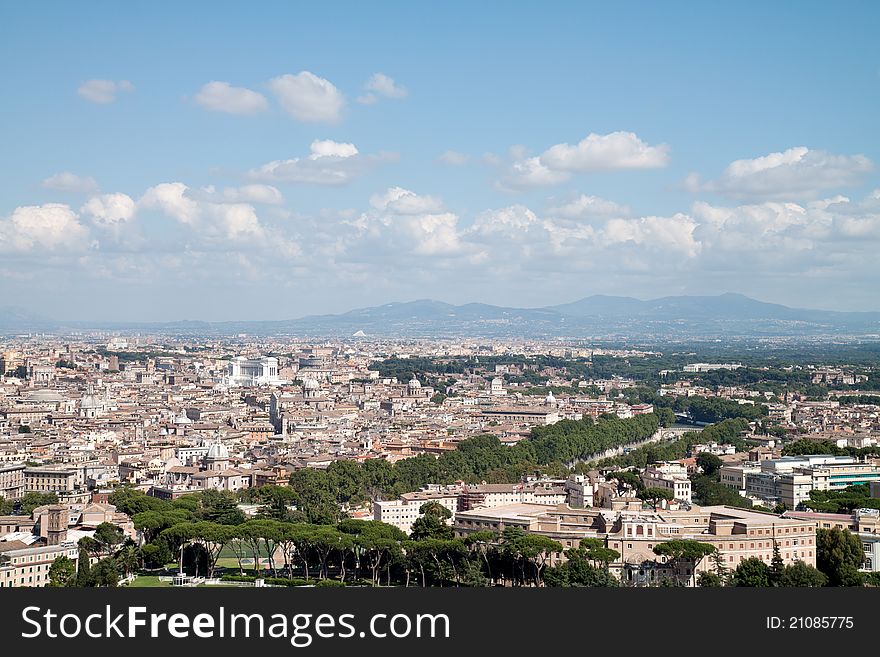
2 293 879 338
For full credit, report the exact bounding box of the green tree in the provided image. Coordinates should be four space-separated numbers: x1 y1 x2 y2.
640 487 674 510
656 407 676 428
731 557 771 587
696 452 723 477
779 561 828 587
94 522 124 552
75 547 92 587
48 555 76 587
816 528 864 587
197 490 246 525
117 544 140 578
410 502 454 541
653 540 716 586
19 492 59 516
91 558 119 587
769 541 785 586
288 470 341 524
697 571 724 587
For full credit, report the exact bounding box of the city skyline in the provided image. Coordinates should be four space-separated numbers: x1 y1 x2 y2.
2 1 880 321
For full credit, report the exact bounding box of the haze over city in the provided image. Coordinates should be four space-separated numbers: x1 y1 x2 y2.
1 1 879 322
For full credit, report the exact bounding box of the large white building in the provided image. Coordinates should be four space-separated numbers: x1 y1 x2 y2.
374 489 460 535
720 455 880 508
226 356 282 387
640 463 692 503
683 363 743 373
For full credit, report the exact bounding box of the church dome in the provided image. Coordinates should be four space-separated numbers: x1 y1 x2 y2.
303 378 320 390
174 411 192 424
408 377 421 389
206 441 229 460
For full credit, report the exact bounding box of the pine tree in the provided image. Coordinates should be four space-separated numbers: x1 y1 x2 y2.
711 550 729 586
770 540 785 587
75 547 92 587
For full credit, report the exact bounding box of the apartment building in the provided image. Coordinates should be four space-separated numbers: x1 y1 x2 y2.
0 463 26 500
24 466 79 495
640 463 692 503
0 541 79 588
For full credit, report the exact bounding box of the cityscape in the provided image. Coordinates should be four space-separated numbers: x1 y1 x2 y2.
1 330 879 588
2 1 879 595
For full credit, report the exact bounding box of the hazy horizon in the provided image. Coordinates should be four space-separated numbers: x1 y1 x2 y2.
6 291 880 326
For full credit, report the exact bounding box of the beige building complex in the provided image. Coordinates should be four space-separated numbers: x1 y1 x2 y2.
454 503 816 586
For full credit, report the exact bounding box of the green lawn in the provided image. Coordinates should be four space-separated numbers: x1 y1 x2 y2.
127 576 172 587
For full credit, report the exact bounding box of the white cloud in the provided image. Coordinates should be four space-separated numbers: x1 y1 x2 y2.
138 181 299 256
247 140 394 185
540 131 670 172
546 194 630 219
438 151 470 166
500 156 571 190
356 93 378 105
470 205 542 236
81 193 137 228
194 81 268 114
496 132 669 189
694 147 873 200
308 139 358 159
268 72 345 122
77 79 134 104
0 204 91 252
329 188 468 262
601 214 700 257
41 172 99 194
370 187 445 215
139 183 201 225
364 73 407 99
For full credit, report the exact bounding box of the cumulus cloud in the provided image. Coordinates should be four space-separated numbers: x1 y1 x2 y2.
194 81 268 114
268 72 345 122
601 214 700 257
0 204 91 252
499 156 571 190
369 187 445 215
364 73 407 99
308 139 358 159
81 193 137 228
247 140 395 185
691 147 873 200
41 172 99 194
497 132 669 189
77 79 134 104
139 183 201 225
540 131 670 172
139 182 299 256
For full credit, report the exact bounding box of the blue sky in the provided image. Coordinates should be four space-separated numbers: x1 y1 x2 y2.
1 1 879 321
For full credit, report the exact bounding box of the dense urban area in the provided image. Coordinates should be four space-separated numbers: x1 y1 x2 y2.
2 333 880 589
